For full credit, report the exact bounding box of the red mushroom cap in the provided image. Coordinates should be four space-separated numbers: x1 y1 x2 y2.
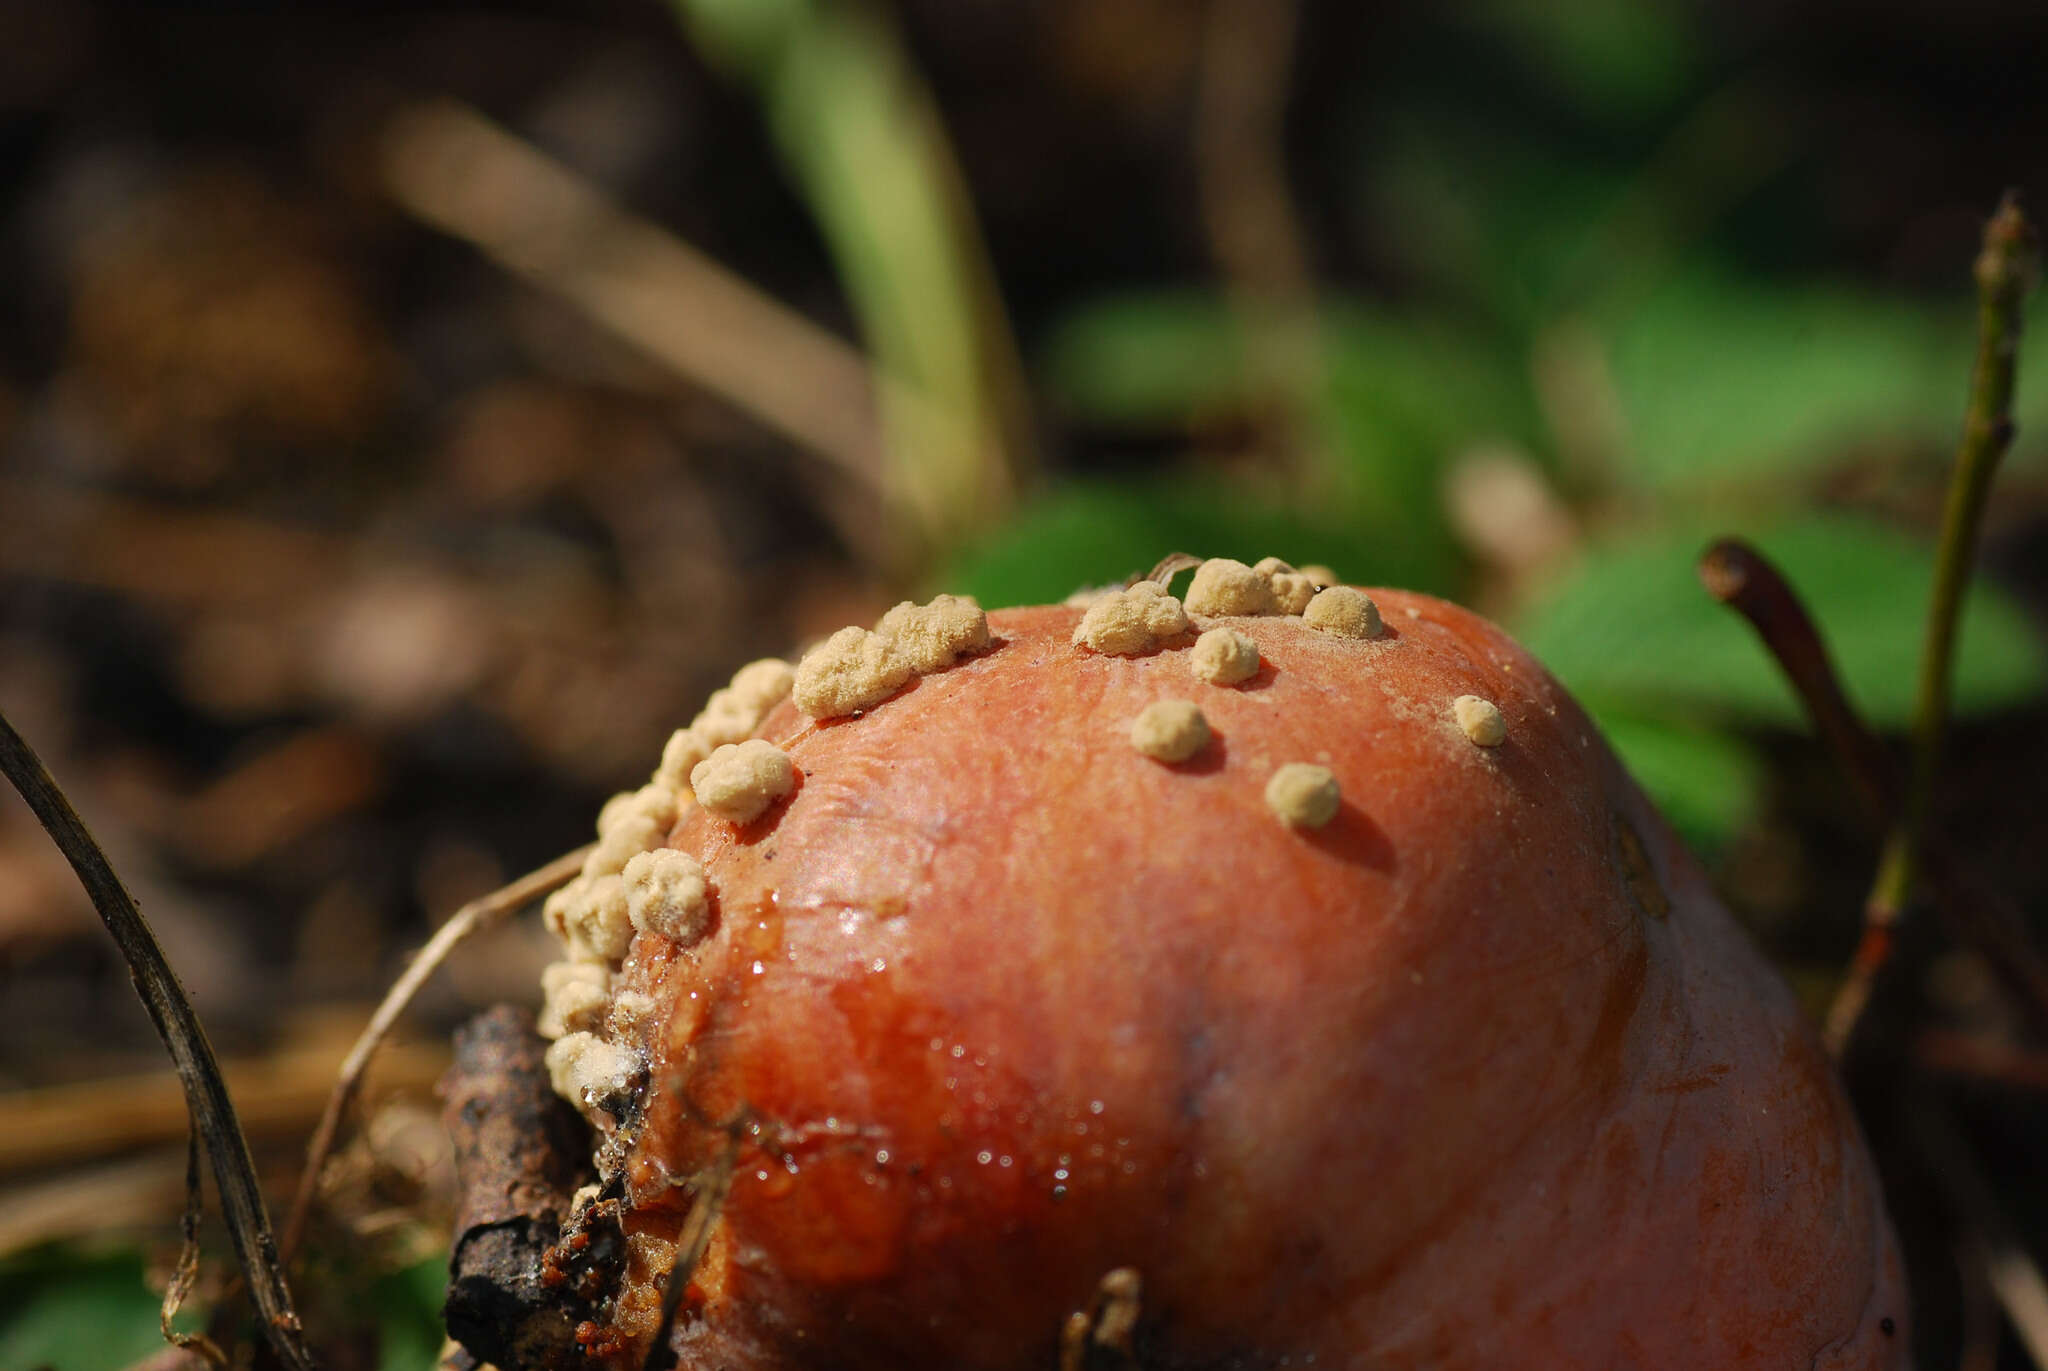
577 592 1905 1370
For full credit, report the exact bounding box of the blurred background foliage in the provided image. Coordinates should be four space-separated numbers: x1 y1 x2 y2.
1 0 2046 1366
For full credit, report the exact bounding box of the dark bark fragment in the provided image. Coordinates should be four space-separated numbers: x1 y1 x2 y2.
440 1005 599 1370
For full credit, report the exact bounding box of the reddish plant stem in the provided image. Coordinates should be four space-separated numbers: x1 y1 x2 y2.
1698 535 2048 1051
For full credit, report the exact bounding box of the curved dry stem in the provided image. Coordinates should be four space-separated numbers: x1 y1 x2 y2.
279 843 591 1265
0 709 315 1371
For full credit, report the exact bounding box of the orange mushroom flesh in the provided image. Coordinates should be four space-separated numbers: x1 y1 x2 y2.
530 574 1907 1370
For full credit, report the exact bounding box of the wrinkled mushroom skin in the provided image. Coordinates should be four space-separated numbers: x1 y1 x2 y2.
597 597 1906 1369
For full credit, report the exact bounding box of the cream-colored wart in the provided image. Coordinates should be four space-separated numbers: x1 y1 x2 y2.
1453 694 1507 747
1303 586 1382 639
545 873 634 963
1185 558 1279 616
1073 581 1191 655
588 783 680 878
538 960 611 1039
794 594 992 718
877 593 993 673
545 1031 638 1109
1265 763 1340 828
1189 626 1261 685
691 738 797 824
653 725 712 796
1131 700 1211 762
793 625 907 719
624 848 711 944
1251 557 1318 615
692 657 796 748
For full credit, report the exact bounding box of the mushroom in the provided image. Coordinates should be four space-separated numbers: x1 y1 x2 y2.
516 587 1907 1370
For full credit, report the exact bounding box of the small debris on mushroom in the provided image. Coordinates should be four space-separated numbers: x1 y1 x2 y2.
1303 586 1382 639
624 848 712 944
1189 626 1261 685
1130 700 1211 763
691 739 797 825
1072 581 1191 655
1185 558 1280 616
1453 694 1507 747
1265 762 1340 828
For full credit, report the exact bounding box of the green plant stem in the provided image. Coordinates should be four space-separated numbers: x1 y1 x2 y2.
0 710 315 1371
670 0 1032 575
1866 193 2037 928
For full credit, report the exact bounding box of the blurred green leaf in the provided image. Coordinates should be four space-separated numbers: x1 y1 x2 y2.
1602 268 1965 490
943 476 1453 609
1040 291 1248 428
0 1246 175 1371
1460 0 1697 123
1363 110 1632 327
1520 514 2048 730
1590 707 1765 854
1039 290 1534 592
375 1253 449 1371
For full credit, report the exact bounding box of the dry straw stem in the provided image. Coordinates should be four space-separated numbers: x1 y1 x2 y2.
1911 1094 2048 1369
279 843 590 1266
379 99 897 569
641 1119 743 1371
0 709 314 1371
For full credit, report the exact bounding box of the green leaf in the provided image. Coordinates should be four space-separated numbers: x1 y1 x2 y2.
1039 291 1249 428
1519 514 2048 729
375 1253 451 1371
1038 291 1528 592
0 1246 175 1371
1588 707 1764 855
1459 0 1697 123
941 476 1455 609
1603 268 1966 491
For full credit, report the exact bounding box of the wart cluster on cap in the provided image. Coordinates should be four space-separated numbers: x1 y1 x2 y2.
1266 762 1340 829
1183 556 1325 618
624 847 712 944
536 650 798 1116
1189 626 1261 685
1453 694 1507 747
1073 581 1190 655
1185 558 1279 616
655 656 796 794
692 738 797 824
538 960 610 1039
1130 700 1211 762
1304 586 1382 639
795 593 992 719
1253 557 1319 614
544 1031 637 1111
